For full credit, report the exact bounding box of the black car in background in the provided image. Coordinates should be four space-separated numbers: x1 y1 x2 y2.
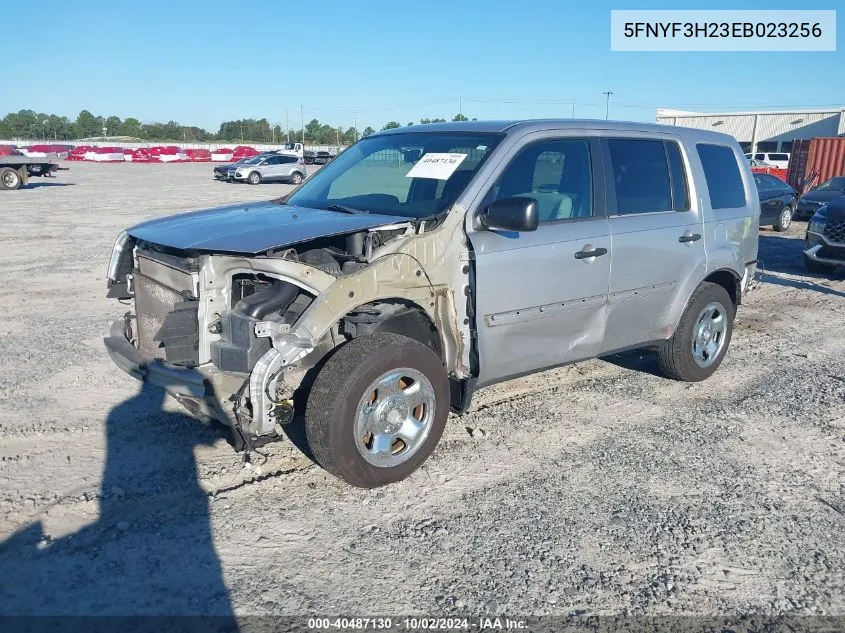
754 172 798 231
804 195 845 273
796 176 845 219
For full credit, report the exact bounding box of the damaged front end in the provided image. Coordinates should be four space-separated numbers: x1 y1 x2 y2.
103 211 472 446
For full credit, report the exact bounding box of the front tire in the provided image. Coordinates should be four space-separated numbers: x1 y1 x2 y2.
305 333 450 488
290 172 303 185
247 171 261 185
774 205 792 232
0 167 22 190
656 282 734 382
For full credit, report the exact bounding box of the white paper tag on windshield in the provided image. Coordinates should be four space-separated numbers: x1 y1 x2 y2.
405 153 467 180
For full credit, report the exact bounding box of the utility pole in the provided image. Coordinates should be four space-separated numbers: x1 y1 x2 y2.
459 96 462 119
603 91 613 120
572 103 575 118
353 112 357 142
285 108 290 143
300 105 305 145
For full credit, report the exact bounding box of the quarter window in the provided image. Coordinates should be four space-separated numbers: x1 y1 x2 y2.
697 144 747 209
490 139 593 223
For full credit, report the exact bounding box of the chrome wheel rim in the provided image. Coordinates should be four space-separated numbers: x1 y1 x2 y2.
1 171 18 187
354 368 436 468
292 174 302 184
780 208 791 229
691 301 728 368
249 173 259 184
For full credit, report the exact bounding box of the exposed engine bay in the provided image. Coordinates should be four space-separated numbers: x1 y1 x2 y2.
105 216 471 447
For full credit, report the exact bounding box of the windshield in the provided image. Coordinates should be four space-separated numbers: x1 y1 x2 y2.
816 177 845 192
241 155 266 165
286 132 503 218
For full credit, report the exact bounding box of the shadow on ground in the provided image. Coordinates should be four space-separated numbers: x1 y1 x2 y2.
758 233 845 296
20 182 75 189
0 383 238 628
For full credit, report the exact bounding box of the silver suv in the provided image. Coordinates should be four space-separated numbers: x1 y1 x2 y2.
231 153 306 185
104 120 759 487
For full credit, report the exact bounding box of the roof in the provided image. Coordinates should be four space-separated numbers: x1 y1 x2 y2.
373 118 735 142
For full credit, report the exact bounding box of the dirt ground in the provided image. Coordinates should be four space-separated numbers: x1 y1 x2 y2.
0 161 843 620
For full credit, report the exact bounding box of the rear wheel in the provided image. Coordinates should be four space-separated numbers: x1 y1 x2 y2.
248 171 261 185
656 282 734 382
0 167 22 190
305 333 449 488
774 205 792 232
290 172 303 185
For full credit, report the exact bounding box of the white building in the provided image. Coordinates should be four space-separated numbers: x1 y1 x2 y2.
656 107 845 154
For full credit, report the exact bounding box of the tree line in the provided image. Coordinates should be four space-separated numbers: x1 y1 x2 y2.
0 110 476 144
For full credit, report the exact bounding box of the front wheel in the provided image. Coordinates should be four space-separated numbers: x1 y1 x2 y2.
0 167 22 190
774 205 792 232
656 282 734 382
247 171 261 185
290 172 303 185
305 333 450 488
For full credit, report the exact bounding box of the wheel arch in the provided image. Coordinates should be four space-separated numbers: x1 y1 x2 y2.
703 268 741 308
338 298 444 360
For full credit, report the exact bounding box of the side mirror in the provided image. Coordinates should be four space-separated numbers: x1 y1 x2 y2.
479 196 539 232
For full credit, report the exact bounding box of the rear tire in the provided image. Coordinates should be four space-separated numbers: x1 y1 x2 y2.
804 254 834 274
656 282 734 382
290 172 303 185
773 205 792 232
305 333 449 488
0 167 22 190
248 171 261 185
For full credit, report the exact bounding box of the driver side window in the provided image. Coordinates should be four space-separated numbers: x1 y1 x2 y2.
491 139 593 223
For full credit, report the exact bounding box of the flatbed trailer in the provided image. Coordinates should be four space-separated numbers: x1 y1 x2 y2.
0 156 60 190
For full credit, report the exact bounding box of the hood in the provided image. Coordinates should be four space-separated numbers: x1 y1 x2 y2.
127 201 408 254
818 196 845 221
802 189 845 203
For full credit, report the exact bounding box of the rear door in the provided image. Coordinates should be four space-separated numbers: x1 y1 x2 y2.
468 133 612 385
600 135 706 352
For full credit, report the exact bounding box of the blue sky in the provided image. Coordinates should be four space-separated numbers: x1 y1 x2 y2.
3 0 842 132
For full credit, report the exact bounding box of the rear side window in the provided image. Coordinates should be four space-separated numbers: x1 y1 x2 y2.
697 144 746 209
769 153 788 161
607 138 677 214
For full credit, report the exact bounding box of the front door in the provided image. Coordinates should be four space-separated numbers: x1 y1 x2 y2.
469 135 612 386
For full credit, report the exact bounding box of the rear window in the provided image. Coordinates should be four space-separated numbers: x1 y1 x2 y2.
697 144 746 209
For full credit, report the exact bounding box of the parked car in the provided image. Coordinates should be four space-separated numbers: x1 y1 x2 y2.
795 176 845 219
104 120 758 487
303 149 317 165
745 152 790 169
230 153 306 185
314 151 335 165
753 172 798 231
213 157 252 181
804 195 845 273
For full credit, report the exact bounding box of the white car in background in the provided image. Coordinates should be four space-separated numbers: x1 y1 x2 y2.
745 152 790 169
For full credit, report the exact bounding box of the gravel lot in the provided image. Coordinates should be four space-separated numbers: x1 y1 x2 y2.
0 161 844 621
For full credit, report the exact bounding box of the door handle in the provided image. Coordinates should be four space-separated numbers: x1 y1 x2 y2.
678 233 701 243
574 247 608 259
